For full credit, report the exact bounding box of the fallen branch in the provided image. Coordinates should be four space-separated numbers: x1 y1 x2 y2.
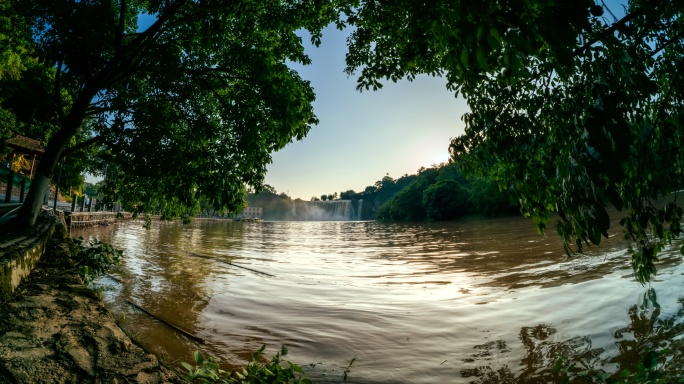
188 252 275 277
126 299 205 344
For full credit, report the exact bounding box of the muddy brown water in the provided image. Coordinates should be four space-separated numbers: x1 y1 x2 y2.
73 216 684 383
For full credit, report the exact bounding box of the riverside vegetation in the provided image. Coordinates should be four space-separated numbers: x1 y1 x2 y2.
245 162 519 221
182 346 312 384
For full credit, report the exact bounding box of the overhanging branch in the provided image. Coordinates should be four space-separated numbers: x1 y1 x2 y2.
572 6 648 57
61 135 104 157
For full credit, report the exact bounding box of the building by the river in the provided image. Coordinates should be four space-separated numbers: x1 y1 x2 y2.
240 206 262 220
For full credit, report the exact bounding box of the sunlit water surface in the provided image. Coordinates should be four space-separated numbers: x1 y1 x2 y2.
73 217 684 383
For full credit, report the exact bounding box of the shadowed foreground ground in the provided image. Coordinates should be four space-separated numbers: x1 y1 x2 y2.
0 217 181 384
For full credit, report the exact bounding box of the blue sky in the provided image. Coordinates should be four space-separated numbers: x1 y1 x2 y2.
266 26 468 199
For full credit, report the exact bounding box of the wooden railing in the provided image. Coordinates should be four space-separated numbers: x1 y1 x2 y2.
66 212 132 227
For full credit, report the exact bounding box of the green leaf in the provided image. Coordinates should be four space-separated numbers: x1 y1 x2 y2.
181 362 194 373
642 350 658 370
588 225 601 246
487 34 502 50
489 28 502 44
476 47 488 70
597 206 610 236
460 48 469 68
193 351 204 364
288 362 305 373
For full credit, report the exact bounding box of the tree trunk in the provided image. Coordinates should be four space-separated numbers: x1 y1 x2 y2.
15 84 100 227
17 174 50 226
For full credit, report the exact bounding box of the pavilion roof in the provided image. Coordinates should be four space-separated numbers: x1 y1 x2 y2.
5 135 45 155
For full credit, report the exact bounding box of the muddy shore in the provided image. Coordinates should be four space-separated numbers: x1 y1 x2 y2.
0 217 181 384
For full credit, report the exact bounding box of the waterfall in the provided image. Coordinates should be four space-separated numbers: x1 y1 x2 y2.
291 200 352 221
357 199 363 220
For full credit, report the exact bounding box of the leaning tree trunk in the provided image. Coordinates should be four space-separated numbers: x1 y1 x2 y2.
15 87 97 227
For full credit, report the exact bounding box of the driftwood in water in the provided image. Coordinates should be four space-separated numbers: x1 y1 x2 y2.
126 299 205 344
189 252 275 277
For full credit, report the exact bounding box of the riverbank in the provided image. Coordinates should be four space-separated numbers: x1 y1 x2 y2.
0 215 181 383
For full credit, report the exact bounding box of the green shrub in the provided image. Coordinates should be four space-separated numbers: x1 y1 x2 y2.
70 237 123 285
182 345 311 384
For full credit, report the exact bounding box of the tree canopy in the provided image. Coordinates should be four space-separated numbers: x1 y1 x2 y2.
345 0 684 282
375 162 518 221
3 0 350 225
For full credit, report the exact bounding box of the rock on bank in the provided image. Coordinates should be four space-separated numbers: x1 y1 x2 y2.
0 214 181 383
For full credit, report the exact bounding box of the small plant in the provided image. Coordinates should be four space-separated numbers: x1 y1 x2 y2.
342 355 356 383
115 312 128 326
181 345 311 384
71 237 123 285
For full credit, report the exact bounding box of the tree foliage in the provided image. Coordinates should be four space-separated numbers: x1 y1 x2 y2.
422 180 468 221
5 0 351 225
376 162 517 221
0 16 93 194
378 178 428 221
0 0 28 82
345 0 684 282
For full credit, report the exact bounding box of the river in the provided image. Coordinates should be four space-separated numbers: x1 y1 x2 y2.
72 216 684 383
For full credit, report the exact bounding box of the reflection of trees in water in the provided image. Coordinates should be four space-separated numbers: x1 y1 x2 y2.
609 289 684 381
460 325 598 383
461 288 684 383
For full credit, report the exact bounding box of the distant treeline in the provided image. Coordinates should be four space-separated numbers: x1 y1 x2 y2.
246 162 520 221
374 163 519 221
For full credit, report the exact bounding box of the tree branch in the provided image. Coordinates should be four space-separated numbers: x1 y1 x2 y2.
98 0 190 89
179 67 254 83
84 96 181 117
116 0 127 55
54 58 63 120
654 55 684 129
647 27 684 59
572 6 648 57
61 135 105 157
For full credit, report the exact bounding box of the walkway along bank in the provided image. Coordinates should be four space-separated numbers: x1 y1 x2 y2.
66 211 134 228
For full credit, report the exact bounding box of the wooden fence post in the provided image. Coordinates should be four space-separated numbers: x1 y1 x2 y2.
4 171 13 203
19 178 25 203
